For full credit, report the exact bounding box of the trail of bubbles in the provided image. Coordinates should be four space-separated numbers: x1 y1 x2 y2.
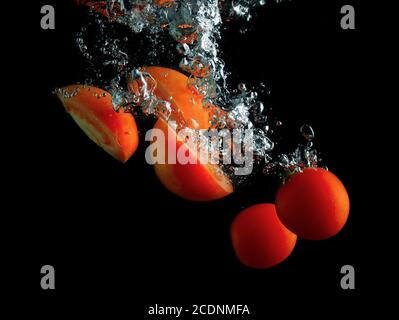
66 0 321 180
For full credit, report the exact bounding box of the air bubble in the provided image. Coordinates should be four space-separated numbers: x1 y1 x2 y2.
300 124 315 141
176 43 190 55
238 83 247 93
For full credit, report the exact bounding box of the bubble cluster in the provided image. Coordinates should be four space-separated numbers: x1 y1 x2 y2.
65 0 320 181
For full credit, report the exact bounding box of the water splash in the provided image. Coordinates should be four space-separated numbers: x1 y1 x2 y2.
262 124 320 180
61 0 320 182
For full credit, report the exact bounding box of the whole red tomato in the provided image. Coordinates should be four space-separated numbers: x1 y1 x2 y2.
231 204 297 269
276 168 350 240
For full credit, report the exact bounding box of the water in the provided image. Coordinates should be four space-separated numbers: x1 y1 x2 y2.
62 0 320 181
300 124 315 141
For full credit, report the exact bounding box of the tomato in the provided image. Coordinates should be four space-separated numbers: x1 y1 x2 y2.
276 167 350 240
139 66 211 130
231 204 297 269
151 118 233 201
57 85 139 162
131 66 233 201
75 1 116 18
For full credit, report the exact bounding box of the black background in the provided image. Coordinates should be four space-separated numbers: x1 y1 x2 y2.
6 0 378 317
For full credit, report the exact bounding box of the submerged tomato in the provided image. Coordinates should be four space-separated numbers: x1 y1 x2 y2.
133 66 233 201
58 85 139 162
231 204 297 269
276 167 350 240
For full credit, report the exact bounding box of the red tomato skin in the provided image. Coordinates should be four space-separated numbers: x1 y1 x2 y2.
276 168 350 240
231 204 297 269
